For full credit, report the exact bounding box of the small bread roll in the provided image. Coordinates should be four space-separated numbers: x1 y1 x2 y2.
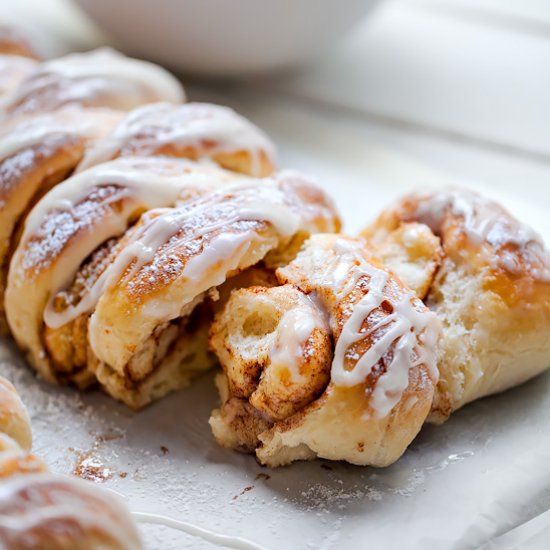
0 474 142 550
0 377 31 451
209 234 440 467
0 376 143 549
362 188 550 422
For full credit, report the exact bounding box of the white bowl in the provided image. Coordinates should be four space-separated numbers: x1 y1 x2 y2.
74 0 381 77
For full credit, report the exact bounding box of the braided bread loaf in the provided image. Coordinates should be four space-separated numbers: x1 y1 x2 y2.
0 47 189 333
2 24 549 477
0 45 280 338
0 29 315 413
6 155 339 407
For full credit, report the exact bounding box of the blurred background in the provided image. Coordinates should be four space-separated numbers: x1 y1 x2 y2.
1 0 548 214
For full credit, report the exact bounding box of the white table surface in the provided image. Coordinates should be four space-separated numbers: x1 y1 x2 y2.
1 1 550 549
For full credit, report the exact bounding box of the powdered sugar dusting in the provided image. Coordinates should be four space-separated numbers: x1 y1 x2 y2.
2 335 522 550
22 185 124 273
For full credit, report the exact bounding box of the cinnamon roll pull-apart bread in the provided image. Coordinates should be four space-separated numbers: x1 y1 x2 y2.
0 376 143 550
6 156 339 408
209 234 440 467
79 102 277 177
0 104 275 338
0 47 184 118
361 189 550 423
0 47 184 332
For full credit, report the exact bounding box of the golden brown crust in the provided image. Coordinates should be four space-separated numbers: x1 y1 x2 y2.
362 189 550 292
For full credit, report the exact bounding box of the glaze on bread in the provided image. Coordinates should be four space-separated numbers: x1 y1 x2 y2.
79 102 277 177
1 48 184 118
362 189 550 422
0 108 122 333
7 157 339 408
209 234 440 466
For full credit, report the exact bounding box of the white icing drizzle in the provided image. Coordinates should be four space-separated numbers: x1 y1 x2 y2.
24 157 223 246
269 294 327 381
315 238 439 418
412 189 550 281
0 106 118 162
46 177 304 329
79 102 276 176
138 230 257 323
1 47 184 114
133 512 267 550
14 157 230 330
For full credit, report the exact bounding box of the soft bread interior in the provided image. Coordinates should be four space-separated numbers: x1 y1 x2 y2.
427 257 550 422
363 196 550 423
91 306 215 410
209 234 439 467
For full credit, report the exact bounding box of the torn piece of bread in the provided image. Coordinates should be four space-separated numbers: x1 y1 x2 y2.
362 188 550 422
209 234 440 467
